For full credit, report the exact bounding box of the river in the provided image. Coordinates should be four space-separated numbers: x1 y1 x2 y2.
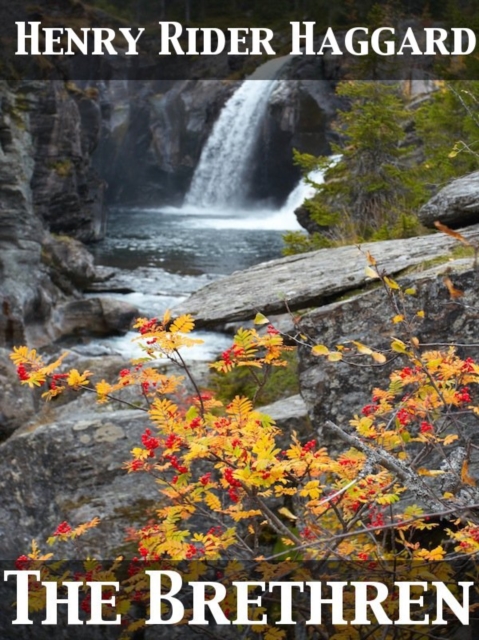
87 199 305 359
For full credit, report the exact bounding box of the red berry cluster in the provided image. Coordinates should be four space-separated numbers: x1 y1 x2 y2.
200 472 212 486
461 358 475 373
164 454 188 475
138 318 158 335
188 417 202 429
361 404 377 417
16 364 30 381
266 324 280 335
368 506 385 528
301 439 316 456
165 433 183 449
54 521 72 536
224 468 241 503
419 421 434 434
15 555 30 570
396 408 410 426
141 429 160 451
456 387 471 403
221 345 244 366
185 543 205 559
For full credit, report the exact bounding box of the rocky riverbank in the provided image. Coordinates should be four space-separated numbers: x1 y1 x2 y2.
2 213 479 557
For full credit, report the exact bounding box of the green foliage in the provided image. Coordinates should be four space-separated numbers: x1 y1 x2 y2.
414 81 479 186
282 230 333 256
210 348 299 406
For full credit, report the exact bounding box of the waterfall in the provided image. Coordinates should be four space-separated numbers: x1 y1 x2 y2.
185 58 288 209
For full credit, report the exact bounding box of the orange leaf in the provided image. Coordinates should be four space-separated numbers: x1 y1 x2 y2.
461 459 476 487
443 276 464 299
434 221 471 247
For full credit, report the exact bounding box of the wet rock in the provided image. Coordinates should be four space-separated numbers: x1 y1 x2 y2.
41 234 98 294
0 81 64 349
419 172 479 229
174 225 479 327
53 297 138 338
94 79 236 205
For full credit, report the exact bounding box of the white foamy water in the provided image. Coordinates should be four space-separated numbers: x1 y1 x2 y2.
177 167 326 231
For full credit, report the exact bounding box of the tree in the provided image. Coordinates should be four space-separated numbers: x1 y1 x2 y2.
285 81 426 255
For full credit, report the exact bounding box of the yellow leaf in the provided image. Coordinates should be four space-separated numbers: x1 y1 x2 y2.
365 251 377 266
254 312 269 325
131 448 150 461
392 315 404 324
376 493 400 505
371 351 386 364
418 545 445 561
391 339 407 353
365 266 379 279
328 352 343 362
264 627 287 640
443 276 464 299
461 459 476 487
384 276 400 290
170 314 195 334
434 221 471 247
67 369 92 388
41 352 69 375
417 310 425 318
278 507 297 521
352 341 372 355
205 492 222 512
312 344 329 356
405 287 417 296
95 379 111 403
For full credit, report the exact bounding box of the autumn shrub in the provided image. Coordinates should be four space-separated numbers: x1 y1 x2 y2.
9 243 479 638
210 347 299 407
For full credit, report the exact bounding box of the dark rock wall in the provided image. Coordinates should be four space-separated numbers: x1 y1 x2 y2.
0 81 61 349
30 81 106 242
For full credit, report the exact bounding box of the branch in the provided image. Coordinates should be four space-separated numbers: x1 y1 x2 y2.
324 420 446 511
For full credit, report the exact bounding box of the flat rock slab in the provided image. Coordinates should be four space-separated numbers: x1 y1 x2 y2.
174 226 479 327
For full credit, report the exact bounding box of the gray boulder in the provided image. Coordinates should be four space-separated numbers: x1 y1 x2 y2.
41 233 98 294
52 297 138 339
0 404 153 558
419 171 479 228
